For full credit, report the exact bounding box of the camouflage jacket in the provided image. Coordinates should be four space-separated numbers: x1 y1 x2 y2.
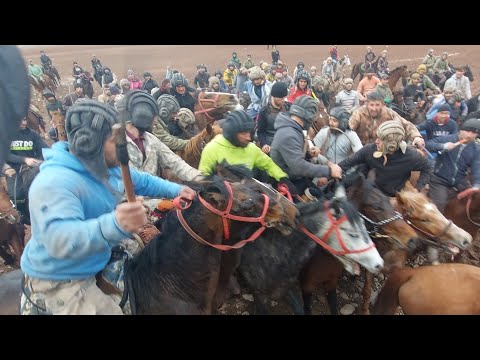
349 106 421 145
151 117 188 152
126 131 205 182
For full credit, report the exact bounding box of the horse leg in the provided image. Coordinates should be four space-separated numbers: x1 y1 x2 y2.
212 251 242 312
285 286 305 315
253 293 270 315
360 269 374 315
7 225 24 267
326 289 339 315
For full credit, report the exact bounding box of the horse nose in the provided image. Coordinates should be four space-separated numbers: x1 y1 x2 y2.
374 263 383 271
462 238 472 248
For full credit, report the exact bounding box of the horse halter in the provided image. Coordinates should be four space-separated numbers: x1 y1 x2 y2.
0 199 21 225
402 212 453 250
298 201 376 256
357 211 403 239
466 194 480 227
173 181 271 251
194 91 220 122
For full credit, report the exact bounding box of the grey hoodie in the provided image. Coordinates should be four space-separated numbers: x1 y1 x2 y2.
270 112 330 180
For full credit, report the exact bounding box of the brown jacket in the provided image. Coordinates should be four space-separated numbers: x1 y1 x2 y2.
349 106 421 145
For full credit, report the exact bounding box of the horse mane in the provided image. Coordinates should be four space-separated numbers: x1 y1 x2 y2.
214 161 253 182
397 186 429 214
183 124 222 160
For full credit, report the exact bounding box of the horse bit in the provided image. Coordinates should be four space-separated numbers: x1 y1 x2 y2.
357 211 403 239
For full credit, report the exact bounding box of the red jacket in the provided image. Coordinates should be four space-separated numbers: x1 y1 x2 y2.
287 86 315 103
129 79 143 90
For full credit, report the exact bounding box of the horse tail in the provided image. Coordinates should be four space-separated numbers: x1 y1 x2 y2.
372 267 415 315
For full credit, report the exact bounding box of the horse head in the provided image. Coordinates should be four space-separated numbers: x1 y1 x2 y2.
345 173 419 251
211 161 300 236
194 90 241 130
395 181 472 254
51 110 67 141
297 183 384 275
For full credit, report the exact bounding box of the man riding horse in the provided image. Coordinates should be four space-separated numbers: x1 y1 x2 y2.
27 59 46 89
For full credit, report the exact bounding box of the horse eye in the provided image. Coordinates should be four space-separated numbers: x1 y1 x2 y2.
373 206 382 211
421 219 429 223
348 232 359 238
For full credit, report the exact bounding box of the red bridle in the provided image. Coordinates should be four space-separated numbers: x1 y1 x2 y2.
298 201 376 256
173 181 270 251
194 91 220 122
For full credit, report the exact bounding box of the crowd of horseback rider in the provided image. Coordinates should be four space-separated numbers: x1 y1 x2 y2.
2 46 480 315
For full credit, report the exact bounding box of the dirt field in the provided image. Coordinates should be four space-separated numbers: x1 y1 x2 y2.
2 44 479 315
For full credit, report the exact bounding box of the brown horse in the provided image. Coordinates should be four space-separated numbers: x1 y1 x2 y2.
126 178 298 315
0 185 25 267
373 263 480 315
351 62 365 82
26 105 47 138
307 105 330 141
300 173 419 315
29 74 56 95
444 192 480 265
194 90 241 131
387 65 410 91
176 123 223 169
50 110 67 141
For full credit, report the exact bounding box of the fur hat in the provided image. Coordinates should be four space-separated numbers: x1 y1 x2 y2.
157 94 180 121
65 100 118 182
376 120 407 156
222 110 254 147
176 108 195 129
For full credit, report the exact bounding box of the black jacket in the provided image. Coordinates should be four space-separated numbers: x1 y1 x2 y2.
339 143 432 197
7 128 49 171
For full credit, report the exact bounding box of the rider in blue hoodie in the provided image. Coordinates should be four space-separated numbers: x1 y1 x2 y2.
20 100 196 315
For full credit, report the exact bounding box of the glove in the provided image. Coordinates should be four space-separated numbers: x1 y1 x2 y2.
277 177 299 197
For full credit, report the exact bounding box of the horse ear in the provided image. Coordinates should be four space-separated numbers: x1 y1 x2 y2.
206 123 213 135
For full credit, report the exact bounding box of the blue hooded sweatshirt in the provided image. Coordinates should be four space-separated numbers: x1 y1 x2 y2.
21 142 183 281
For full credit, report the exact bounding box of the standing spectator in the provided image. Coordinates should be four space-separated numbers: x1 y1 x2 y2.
234 67 249 93
153 79 172 100
194 64 210 89
271 46 280 65
91 55 103 86
444 66 472 100
127 69 142 90
244 55 255 70
230 52 241 69
142 72 159 95
62 83 85 114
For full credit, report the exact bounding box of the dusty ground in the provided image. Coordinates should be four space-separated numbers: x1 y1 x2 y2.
2 45 479 314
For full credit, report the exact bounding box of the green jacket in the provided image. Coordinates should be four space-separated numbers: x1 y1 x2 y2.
243 59 255 69
28 64 43 78
421 74 439 92
433 58 449 73
199 134 287 181
151 117 188 152
374 84 393 104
